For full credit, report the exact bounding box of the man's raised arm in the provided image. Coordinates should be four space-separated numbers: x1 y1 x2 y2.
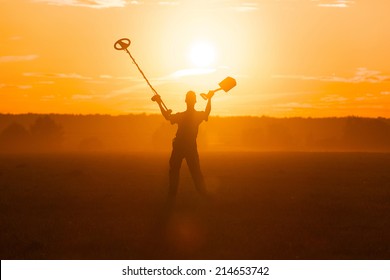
205 90 214 118
152 95 172 121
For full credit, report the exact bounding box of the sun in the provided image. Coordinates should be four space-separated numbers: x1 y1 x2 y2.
189 41 216 68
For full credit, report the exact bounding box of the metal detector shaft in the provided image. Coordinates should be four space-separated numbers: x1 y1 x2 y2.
114 38 170 112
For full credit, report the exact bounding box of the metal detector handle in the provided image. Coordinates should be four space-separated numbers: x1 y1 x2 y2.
200 88 222 100
158 99 172 116
160 99 171 114
151 95 172 114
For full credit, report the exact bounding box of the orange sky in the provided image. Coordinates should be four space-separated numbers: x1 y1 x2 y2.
1 0 390 117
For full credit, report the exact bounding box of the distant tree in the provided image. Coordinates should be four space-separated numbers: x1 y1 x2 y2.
30 116 63 151
343 117 390 151
0 122 30 152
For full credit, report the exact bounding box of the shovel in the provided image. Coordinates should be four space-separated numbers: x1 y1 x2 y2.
200 76 237 100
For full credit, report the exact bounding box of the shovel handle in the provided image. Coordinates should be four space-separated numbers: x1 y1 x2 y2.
200 88 222 100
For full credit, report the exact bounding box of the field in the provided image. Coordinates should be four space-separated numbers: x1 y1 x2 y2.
1 152 390 260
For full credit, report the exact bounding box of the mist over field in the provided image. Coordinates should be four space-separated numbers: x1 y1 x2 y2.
2 114 390 153
1 114 390 260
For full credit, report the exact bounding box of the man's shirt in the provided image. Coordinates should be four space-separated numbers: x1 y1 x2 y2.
170 109 208 144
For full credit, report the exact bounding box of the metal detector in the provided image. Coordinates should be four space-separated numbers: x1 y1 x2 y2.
115 38 236 105
114 38 171 112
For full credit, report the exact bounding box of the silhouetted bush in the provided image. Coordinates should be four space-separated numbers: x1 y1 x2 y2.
0 122 30 152
30 116 63 151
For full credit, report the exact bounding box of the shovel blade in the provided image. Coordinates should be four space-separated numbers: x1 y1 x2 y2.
219 76 236 92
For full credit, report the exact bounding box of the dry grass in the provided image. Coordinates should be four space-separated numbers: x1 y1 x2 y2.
1 152 390 259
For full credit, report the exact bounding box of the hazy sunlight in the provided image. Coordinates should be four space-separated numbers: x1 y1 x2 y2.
1 1 390 117
189 41 216 68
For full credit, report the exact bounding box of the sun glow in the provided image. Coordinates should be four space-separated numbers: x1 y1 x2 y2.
189 41 216 68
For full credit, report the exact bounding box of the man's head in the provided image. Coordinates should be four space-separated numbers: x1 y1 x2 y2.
185 91 196 107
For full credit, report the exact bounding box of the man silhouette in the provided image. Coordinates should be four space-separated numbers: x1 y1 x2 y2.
152 90 214 201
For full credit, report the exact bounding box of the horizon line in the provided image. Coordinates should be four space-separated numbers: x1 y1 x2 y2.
1 112 389 120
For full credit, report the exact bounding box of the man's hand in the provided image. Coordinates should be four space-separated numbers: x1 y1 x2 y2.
152 94 172 120
207 90 215 99
151 94 162 103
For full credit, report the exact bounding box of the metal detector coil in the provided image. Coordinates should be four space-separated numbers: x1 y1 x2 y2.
114 38 131 51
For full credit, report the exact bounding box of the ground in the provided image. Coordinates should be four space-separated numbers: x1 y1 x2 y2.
1 152 390 259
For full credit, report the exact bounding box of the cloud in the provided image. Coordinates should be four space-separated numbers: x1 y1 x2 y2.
273 68 390 84
72 94 94 100
0 84 33 90
352 68 389 83
32 0 179 8
354 93 380 102
315 0 354 8
32 0 261 11
274 102 314 109
24 72 92 80
18 85 33 90
99 74 113 79
9 36 23 41
85 75 147 85
31 0 354 10
56 73 93 79
0 55 38 63
100 68 217 82
32 0 132 8
355 105 384 109
37 81 56 85
106 80 167 98
41 95 56 101
158 1 179 6
321 94 347 103
77 67 214 99
104 67 217 98
229 1 258 12
24 72 150 89
212 0 352 11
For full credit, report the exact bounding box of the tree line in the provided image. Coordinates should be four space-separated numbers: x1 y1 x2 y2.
1 114 390 152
